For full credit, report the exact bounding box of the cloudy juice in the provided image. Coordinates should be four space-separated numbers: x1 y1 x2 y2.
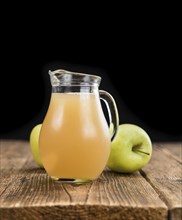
39 93 110 180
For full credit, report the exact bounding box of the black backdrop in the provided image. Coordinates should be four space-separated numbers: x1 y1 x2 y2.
1 49 181 142
1 21 181 142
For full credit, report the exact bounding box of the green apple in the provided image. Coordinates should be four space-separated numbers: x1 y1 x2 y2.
107 124 152 173
29 124 43 168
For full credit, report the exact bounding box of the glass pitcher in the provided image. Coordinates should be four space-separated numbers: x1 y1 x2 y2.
39 69 119 183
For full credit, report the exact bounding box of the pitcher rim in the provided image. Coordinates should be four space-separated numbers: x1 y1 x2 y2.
49 69 101 80
49 69 102 86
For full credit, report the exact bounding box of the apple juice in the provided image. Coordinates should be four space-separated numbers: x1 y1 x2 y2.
39 93 110 181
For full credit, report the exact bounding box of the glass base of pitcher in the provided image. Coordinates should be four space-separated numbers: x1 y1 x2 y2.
51 176 91 184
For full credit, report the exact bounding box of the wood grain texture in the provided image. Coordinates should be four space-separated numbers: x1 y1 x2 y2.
157 142 182 162
142 143 182 220
1 140 181 220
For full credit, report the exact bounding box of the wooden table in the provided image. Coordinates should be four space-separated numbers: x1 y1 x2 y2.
0 140 181 220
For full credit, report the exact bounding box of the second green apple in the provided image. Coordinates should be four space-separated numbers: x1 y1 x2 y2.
30 124 43 168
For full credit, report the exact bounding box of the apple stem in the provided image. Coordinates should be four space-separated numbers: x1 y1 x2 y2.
134 150 150 155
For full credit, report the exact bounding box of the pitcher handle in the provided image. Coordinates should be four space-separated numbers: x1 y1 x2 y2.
99 90 119 141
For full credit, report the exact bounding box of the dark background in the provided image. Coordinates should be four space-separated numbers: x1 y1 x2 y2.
1 53 181 142
1 9 181 142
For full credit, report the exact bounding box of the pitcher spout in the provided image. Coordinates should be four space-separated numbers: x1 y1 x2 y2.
48 70 60 86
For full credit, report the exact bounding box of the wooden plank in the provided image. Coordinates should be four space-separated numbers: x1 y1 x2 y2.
157 142 182 162
141 143 182 220
0 140 167 220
